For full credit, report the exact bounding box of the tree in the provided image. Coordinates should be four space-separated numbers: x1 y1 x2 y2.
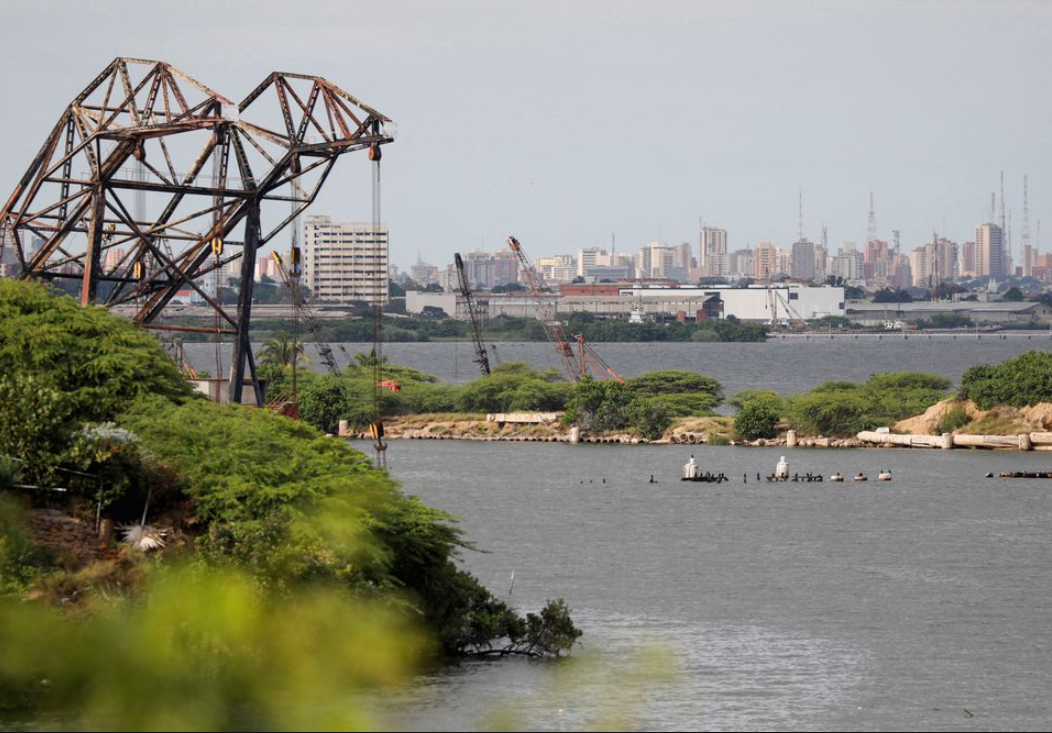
873 287 913 303
734 398 781 441
256 334 311 368
1003 286 1025 302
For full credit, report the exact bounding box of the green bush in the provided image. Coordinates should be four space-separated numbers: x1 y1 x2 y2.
783 372 951 437
626 398 671 440
735 399 781 441
937 403 972 434
0 495 48 597
959 351 1052 409
626 370 722 417
0 280 191 423
728 389 785 411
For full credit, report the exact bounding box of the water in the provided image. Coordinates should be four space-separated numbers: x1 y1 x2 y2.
185 337 1052 395
375 441 1052 731
184 336 1052 728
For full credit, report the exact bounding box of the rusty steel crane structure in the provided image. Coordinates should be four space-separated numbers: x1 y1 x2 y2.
0 57 393 404
507 235 623 383
453 252 491 376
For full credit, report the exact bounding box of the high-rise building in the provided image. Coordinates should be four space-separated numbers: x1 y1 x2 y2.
700 227 728 277
830 245 864 282
753 242 777 280
790 239 816 282
813 245 828 282
409 256 440 286
976 223 1005 277
458 250 520 289
729 248 754 278
961 241 977 278
537 255 577 284
302 215 389 305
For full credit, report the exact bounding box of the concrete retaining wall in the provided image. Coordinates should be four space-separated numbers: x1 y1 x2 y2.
858 430 1034 450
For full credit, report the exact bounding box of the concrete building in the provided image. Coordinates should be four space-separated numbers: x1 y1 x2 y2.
302 215 389 305
829 248 863 282
753 242 777 280
847 300 1052 326
537 255 577 284
976 223 1005 277
619 284 845 322
790 239 816 282
455 250 520 290
409 257 440 286
406 282 845 323
729 248 754 278
700 227 728 277
961 241 977 277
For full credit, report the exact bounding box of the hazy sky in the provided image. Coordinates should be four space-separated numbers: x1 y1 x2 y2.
2 0 1051 270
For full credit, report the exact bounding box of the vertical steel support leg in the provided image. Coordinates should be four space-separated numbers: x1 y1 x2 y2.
230 200 261 405
80 187 106 306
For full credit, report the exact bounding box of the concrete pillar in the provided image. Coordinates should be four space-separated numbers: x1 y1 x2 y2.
1020 433 1033 451
338 420 349 437
786 430 798 448
569 426 580 445
940 432 954 450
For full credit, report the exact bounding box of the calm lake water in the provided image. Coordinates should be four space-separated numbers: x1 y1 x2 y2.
182 337 1052 729
185 337 1052 395
375 441 1052 731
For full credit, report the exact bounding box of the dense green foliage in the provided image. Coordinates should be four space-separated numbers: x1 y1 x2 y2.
186 310 769 344
728 389 785 411
784 372 951 437
959 351 1052 409
625 369 722 417
563 376 673 438
916 313 975 329
734 399 781 440
0 280 192 423
0 281 580 670
291 361 722 433
0 496 46 597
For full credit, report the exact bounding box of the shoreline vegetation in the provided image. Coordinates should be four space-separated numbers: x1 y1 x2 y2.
276 341 1052 452
0 281 582 729
173 312 771 344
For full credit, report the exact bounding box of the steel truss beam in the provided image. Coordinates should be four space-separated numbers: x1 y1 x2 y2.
0 57 393 402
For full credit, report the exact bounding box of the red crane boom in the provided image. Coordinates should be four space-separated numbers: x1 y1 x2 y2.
506 235 623 383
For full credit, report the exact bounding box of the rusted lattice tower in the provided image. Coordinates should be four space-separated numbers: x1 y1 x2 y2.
0 57 393 404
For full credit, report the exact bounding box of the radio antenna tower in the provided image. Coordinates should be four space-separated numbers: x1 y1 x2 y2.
867 192 878 244
1000 172 1007 232
1022 175 1032 276
797 189 804 241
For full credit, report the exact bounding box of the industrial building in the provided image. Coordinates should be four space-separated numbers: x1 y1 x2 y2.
847 300 1052 326
406 283 845 323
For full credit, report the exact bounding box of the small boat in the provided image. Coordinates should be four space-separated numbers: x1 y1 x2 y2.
829 473 844 482
877 470 892 482
854 473 868 482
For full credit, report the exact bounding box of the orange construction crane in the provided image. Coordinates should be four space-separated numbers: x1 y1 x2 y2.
507 235 623 383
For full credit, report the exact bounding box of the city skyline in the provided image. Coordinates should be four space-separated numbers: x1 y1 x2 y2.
0 2 1050 271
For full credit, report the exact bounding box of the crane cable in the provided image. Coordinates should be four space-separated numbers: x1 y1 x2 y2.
369 143 387 469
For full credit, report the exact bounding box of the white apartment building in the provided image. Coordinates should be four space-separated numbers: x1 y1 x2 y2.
303 215 389 305
700 227 728 277
976 223 1005 277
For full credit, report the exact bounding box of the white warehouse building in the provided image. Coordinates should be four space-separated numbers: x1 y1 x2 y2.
617 284 846 322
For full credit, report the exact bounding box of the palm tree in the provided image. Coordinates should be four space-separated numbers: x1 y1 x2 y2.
257 334 312 368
